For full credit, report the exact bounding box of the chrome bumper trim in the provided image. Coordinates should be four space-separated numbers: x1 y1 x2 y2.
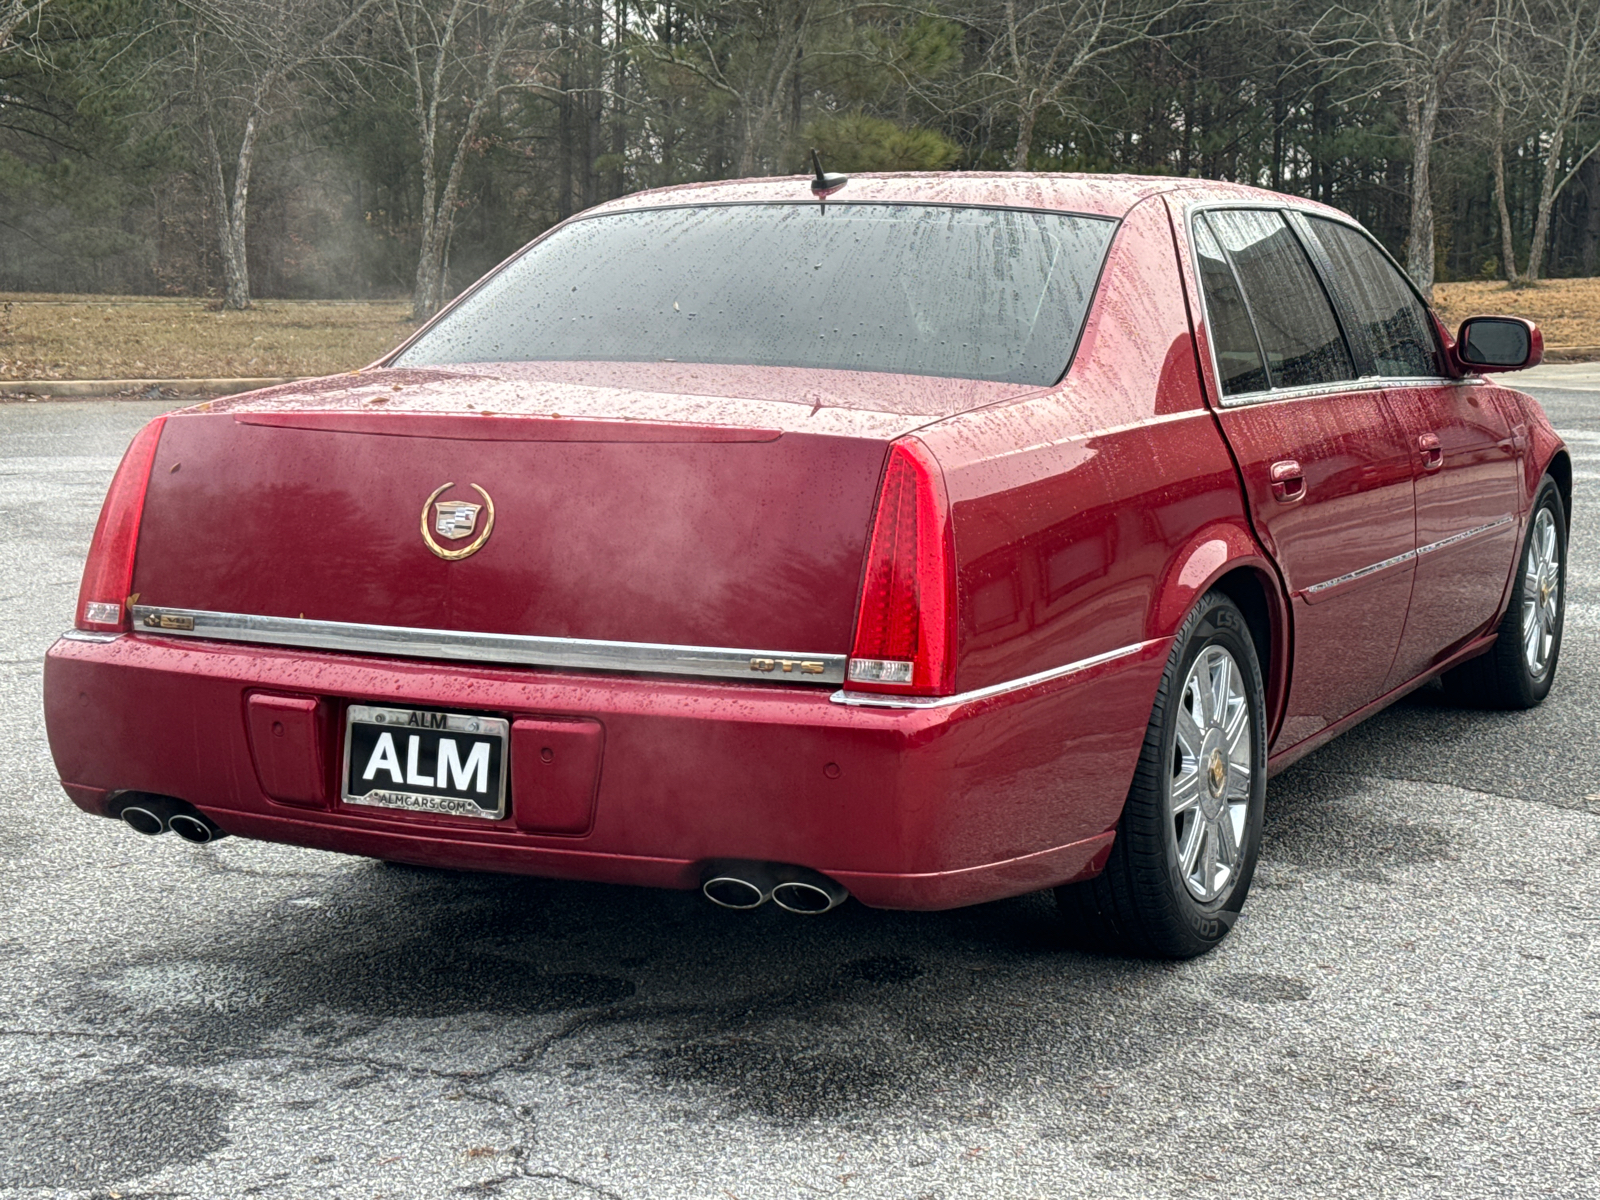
830 639 1160 709
128 606 847 685
59 629 125 644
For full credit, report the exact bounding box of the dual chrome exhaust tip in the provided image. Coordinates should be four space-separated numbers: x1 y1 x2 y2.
702 862 849 914
116 794 228 844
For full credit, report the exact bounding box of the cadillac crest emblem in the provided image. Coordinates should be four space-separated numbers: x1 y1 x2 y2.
435 499 480 540
420 482 495 560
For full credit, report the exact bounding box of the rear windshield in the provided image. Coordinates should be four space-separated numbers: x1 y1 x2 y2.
393 203 1117 386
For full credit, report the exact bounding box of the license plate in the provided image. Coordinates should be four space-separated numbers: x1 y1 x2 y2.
342 705 508 820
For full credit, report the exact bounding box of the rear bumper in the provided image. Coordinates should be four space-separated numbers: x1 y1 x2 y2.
42 632 1168 909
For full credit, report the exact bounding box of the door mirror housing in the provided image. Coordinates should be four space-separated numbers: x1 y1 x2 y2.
1455 316 1541 373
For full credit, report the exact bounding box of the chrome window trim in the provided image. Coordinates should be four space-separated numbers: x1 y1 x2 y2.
1183 201 1459 408
127 606 847 686
1301 516 1515 596
1211 373 1468 409
830 639 1160 710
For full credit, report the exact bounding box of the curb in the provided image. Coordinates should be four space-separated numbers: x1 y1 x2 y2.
0 377 299 399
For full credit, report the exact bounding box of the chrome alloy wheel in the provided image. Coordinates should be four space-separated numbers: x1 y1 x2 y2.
1171 644 1252 902
1522 507 1562 679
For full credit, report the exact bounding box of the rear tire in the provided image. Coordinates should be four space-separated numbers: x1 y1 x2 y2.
1442 476 1566 710
1056 591 1267 959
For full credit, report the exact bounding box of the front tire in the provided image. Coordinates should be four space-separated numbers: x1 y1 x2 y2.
1443 476 1566 710
1056 590 1268 959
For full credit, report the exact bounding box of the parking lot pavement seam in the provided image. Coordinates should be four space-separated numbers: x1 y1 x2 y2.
1284 766 1600 814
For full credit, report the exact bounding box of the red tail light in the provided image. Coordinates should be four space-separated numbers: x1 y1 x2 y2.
76 416 167 632
848 436 956 695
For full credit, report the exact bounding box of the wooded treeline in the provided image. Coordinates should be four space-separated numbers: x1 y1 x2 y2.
3 0 1599 314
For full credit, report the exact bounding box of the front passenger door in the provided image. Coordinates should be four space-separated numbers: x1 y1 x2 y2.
1191 209 1417 750
1294 215 1523 687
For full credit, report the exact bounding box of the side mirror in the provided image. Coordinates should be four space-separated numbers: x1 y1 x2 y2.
1456 316 1541 373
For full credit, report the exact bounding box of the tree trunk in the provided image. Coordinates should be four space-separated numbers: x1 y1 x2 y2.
201 105 259 310
1271 79 1285 191
1493 104 1519 283
410 1 525 320
735 4 809 176
1580 156 1600 276
1404 82 1440 298
410 84 442 320
1011 96 1039 171
585 6 602 211
1525 123 1569 283
221 106 264 310
557 69 574 220
608 0 627 198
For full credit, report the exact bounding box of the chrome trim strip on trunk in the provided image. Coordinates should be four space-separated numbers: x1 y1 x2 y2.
830 639 1161 709
128 606 848 685
1302 516 1516 597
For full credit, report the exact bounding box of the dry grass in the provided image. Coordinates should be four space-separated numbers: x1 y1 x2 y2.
0 280 1595 382
0 295 414 381
1433 278 1600 351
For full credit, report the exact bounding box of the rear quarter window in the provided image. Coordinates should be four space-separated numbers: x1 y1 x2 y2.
1192 216 1269 396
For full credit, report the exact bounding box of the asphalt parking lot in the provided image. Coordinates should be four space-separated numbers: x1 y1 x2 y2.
2 382 1597 1200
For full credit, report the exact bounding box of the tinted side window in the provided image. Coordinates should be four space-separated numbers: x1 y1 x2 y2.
1303 217 1440 378
1205 210 1354 389
1192 216 1269 395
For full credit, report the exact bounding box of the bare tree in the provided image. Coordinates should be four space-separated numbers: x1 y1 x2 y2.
170 0 377 309
1488 0 1600 281
1470 0 1529 280
975 0 1200 170
0 0 49 50
638 1 819 178
392 0 542 320
1304 0 1490 297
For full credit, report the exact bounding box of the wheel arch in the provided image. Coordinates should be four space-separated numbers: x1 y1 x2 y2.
1153 527 1291 745
1545 449 1572 521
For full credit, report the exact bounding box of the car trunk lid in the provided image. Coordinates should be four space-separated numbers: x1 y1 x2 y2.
129 365 1032 662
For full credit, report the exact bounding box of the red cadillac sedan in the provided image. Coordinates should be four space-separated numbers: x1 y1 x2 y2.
43 172 1568 958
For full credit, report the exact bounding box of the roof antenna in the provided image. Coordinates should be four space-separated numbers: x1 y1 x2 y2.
810 149 848 204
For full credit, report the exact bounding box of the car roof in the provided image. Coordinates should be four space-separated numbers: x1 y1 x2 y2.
586 172 1350 222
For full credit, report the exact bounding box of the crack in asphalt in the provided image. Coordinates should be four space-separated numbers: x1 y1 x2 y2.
518 1169 627 1199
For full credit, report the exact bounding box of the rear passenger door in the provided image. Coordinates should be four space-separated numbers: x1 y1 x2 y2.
1190 208 1417 750
1294 215 1523 688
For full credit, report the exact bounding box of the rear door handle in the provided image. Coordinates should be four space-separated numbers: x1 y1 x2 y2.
1418 432 1443 470
1270 459 1305 503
